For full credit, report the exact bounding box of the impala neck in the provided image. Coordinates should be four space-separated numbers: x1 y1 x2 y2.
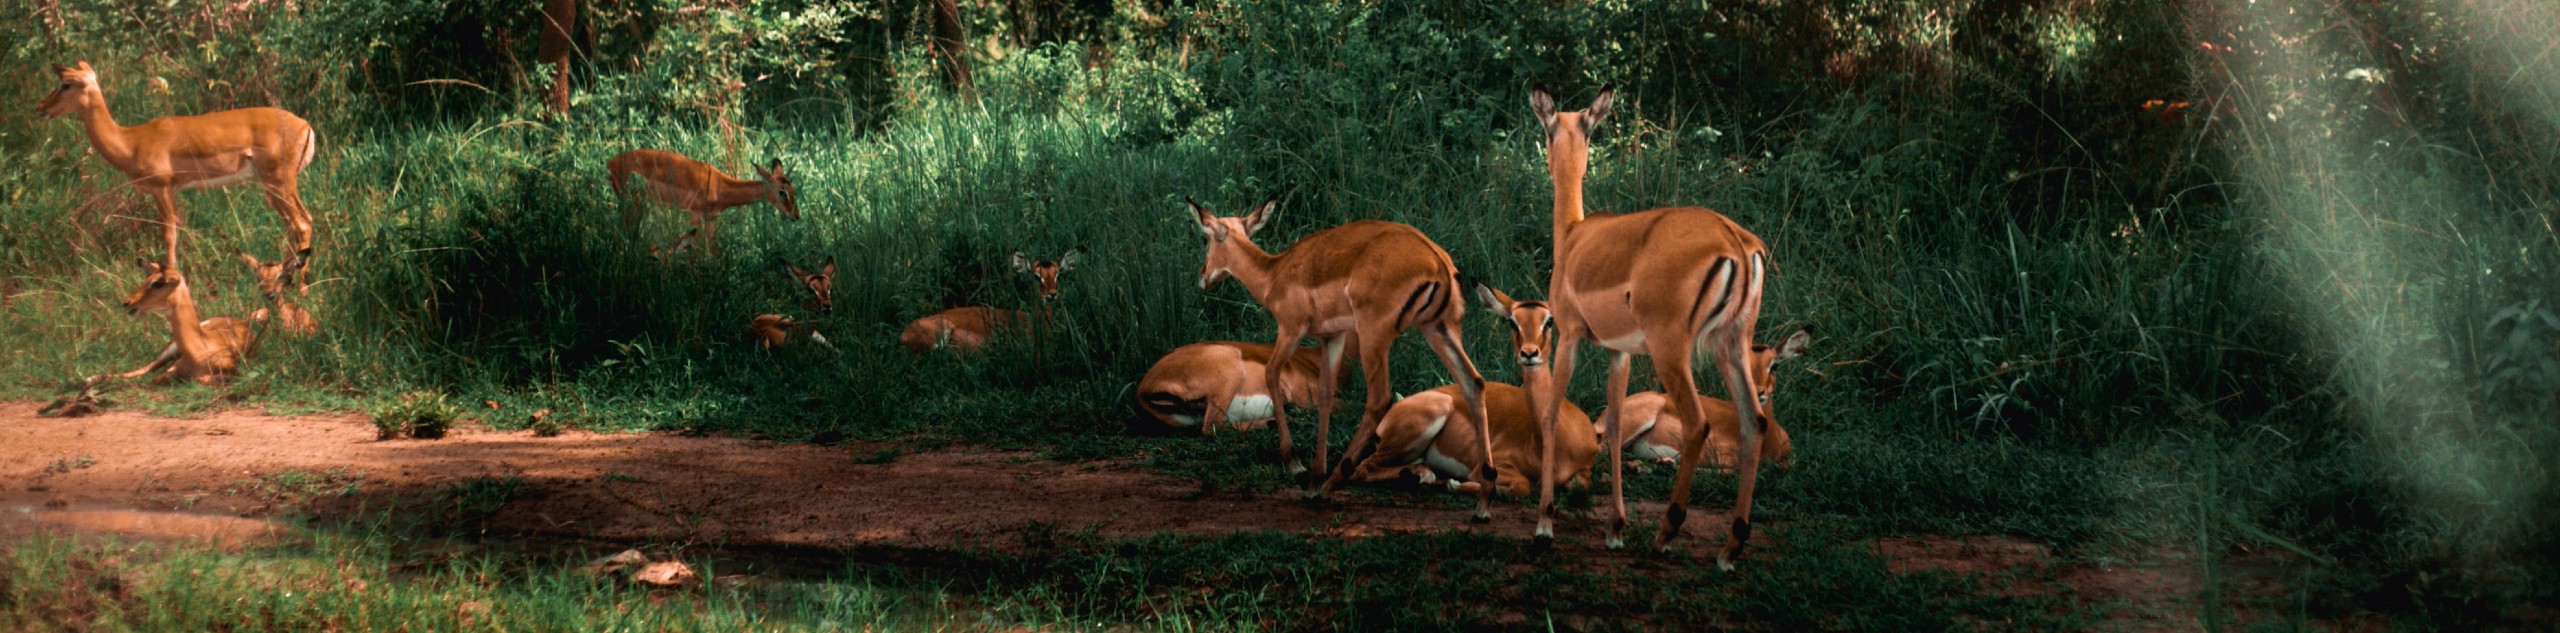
163 282 213 361
1219 238 1284 307
1547 143 1589 255
73 91 137 168
711 175 770 209
1518 361 1555 415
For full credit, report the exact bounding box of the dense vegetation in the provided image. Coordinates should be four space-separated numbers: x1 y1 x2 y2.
3 0 2554 629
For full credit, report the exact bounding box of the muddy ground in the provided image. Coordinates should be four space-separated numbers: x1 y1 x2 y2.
0 402 2330 631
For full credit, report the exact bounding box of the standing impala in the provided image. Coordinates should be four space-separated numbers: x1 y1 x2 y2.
606 148 801 257
899 250 1077 354
1183 193 1497 520
1135 341 1328 435
37 62 319 291
1530 87 1778 569
1348 286 1601 499
1596 327 1811 469
97 260 258 385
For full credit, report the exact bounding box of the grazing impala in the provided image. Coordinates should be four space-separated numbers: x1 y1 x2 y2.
1135 342 1327 435
1596 327 1811 469
1348 286 1600 498
1530 87 1779 568
899 250 1077 354
38 62 319 290
606 148 800 257
236 252 316 336
1183 193 1496 519
98 260 258 385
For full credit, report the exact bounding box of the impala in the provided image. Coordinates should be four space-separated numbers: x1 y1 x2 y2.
749 314 832 351
38 62 320 291
1013 249 1080 369
1135 341 1327 435
1531 87 1778 568
1596 327 1811 469
1348 286 1600 499
99 260 258 385
899 250 1076 354
606 148 800 257
1183 194 1495 519
784 257 835 314
236 252 316 336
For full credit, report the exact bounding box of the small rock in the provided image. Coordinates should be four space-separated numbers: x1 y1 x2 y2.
585 549 649 575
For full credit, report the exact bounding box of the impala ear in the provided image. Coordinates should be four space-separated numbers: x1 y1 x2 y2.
135 258 159 274
786 261 810 278
1529 87 1559 135
1582 87 1617 136
76 61 93 73
765 157 784 175
1474 284 1512 314
1057 248 1082 271
821 256 835 277
1776 326 1812 362
1185 197 1218 239
237 251 261 268
1243 193 1282 236
1012 251 1035 273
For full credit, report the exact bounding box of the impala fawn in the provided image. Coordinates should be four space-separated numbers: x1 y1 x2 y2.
1596 327 1811 470
899 250 1077 354
1347 286 1601 499
236 252 316 336
99 260 258 385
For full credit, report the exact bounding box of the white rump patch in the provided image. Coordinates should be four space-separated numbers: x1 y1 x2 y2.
1225 394 1276 424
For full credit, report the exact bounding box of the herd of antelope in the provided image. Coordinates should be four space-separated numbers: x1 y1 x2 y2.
42 61 1816 568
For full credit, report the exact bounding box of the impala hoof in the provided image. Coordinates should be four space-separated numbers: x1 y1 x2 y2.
1530 533 1554 554
1604 536 1626 550
1468 510 1491 525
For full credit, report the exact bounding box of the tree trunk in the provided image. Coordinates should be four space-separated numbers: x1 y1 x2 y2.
929 0 976 100
538 0 578 114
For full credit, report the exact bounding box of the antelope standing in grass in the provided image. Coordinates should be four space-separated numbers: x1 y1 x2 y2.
1596 327 1811 469
606 149 800 258
97 260 258 385
1182 193 1496 520
1135 341 1328 435
38 62 319 291
1347 286 1600 499
1531 87 1780 569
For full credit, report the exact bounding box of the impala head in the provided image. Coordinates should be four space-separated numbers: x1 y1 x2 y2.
1012 249 1081 303
784 256 835 314
753 158 802 220
1528 87 1616 182
37 61 100 119
1476 285 1556 368
236 252 288 299
1747 326 1814 409
1184 193 1280 290
121 258 188 316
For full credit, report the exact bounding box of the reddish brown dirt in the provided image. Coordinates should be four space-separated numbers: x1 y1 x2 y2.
0 402 2329 630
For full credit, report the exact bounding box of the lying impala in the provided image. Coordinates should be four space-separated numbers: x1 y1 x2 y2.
748 314 832 351
606 149 800 257
784 257 835 314
1184 193 1496 520
236 252 315 336
97 260 258 385
899 250 1077 354
1347 286 1600 499
38 62 320 291
1531 87 1779 568
1596 327 1811 469
1135 341 1327 434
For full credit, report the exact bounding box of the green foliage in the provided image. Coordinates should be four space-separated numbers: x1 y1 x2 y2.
371 391 460 440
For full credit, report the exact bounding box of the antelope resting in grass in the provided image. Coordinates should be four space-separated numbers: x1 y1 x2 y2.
1135 342 1328 435
1348 286 1600 499
98 260 258 385
899 250 1077 354
748 314 832 351
1531 87 1780 568
38 62 320 291
1183 193 1496 520
1596 327 1811 469
606 149 800 258
236 252 315 336
784 257 835 314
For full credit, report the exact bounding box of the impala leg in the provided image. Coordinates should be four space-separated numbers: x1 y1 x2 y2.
1299 335 1348 488
260 169 315 294
1267 329 1311 481
117 344 182 379
1599 350 1634 549
1199 392 1226 437
1310 333 1372 497
1535 320 1584 549
1420 321 1494 523
150 186 183 272
1707 332 1765 570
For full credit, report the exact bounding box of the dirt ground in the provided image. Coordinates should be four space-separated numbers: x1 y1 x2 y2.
0 402 2332 631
